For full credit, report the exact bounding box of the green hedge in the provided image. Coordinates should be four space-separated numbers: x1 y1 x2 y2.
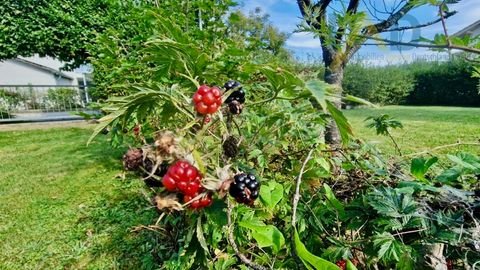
406 60 480 106
342 60 480 107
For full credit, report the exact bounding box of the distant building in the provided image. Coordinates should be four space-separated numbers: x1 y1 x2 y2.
453 19 480 38
0 55 88 86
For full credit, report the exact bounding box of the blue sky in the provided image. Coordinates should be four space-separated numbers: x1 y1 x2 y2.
235 0 480 65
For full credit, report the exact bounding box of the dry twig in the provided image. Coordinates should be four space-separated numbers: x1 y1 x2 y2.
291 147 316 266
226 200 268 270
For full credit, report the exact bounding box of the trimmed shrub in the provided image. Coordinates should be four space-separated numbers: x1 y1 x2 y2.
407 60 480 106
342 60 480 107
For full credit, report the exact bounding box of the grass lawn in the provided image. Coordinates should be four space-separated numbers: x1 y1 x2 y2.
345 106 480 155
0 127 160 269
0 106 479 269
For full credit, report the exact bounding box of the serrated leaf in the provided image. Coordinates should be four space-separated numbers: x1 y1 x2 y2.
196 216 209 254
323 184 345 218
397 252 415 270
239 221 285 253
326 100 353 144
436 168 462 183
294 229 340 270
248 149 263 159
259 181 284 210
305 79 328 112
447 153 480 171
410 157 438 182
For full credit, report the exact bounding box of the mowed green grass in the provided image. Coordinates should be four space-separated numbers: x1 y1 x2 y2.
0 128 160 269
345 106 480 155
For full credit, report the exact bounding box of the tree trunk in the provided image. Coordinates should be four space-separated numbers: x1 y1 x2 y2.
323 64 344 146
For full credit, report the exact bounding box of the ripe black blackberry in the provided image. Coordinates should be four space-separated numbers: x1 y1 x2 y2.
224 80 245 105
123 148 143 171
224 80 241 91
223 136 239 158
143 159 169 187
229 173 260 204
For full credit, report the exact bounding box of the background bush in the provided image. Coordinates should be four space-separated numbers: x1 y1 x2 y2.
342 63 415 105
341 59 480 106
407 59 480 106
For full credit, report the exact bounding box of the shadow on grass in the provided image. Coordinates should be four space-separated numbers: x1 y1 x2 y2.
68 182 165 269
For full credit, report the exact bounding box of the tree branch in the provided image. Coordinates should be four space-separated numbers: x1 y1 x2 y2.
359 35 480 54
346 0 415 60
297 0 336 65
367 0 415 34
439 2 452 47
382 11 456 32
227 200 268 270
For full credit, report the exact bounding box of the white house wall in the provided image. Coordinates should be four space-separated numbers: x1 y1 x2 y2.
0 59 74 85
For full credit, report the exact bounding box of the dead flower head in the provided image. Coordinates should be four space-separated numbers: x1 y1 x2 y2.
154 131 181 157
153 194 184 212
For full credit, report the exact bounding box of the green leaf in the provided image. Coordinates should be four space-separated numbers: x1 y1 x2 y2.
447 153 480 171
410 157 438 182
323 184 345 218
343 94 377 107
192 149 206 175
196 216 209 254
326 100 353 144
397 181 439 193
239 221 285 253
294 229 340 270
87 108 126 145
436 168 462 183
397 252 415 270
346 259 358 270
305 79 328 112
373 232 406 261
259 181 284 210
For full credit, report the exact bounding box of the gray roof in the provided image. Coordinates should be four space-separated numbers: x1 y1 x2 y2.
453 19 480 37
12 58 74 80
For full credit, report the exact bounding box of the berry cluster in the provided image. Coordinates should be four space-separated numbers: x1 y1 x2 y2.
162 160 212 209
336 260 346 270
123 148 168 187
224 80 245 114
143 160 169 187
222 136 239 158
193 85 222 115
229 173 260 204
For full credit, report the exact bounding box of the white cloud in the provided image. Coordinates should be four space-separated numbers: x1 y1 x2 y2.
286 32 320 48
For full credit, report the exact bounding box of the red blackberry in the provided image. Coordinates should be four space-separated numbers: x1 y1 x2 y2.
162 160 202 195
184 192 213 209
229 173 260 204
193 85 222 115
336 260 346 270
